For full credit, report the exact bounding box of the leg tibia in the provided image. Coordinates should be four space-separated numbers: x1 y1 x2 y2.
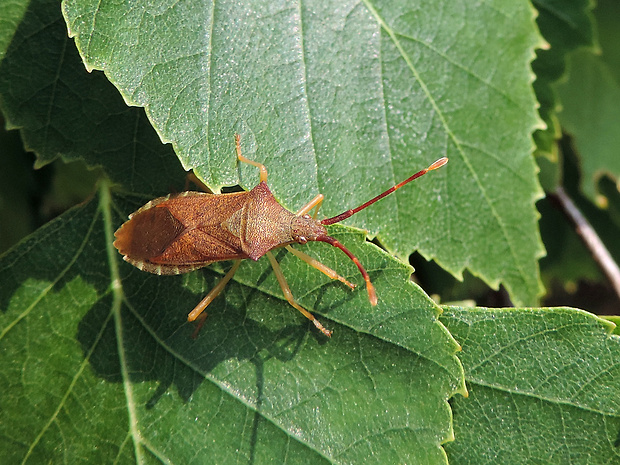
265 251 332 337
285 246 356 289
187 260 242 322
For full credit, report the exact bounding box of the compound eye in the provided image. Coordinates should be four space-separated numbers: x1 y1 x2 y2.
298 236 308 244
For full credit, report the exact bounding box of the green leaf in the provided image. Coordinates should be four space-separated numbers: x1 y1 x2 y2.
603 315 620 335
0 183 464 464
0 0 185 194
594 0 620 84
0 0 29 60
530 0 595 161
441 306 620 465
556 48 620 201
59 0 545 306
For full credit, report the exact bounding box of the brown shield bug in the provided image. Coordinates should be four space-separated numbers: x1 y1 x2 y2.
113 135 448 337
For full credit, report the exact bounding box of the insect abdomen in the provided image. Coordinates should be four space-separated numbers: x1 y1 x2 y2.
114 192 252 274
114 203 186 262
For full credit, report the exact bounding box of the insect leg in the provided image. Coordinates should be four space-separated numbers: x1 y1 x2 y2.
285 245 356 289
235 134 268 183
265 251 332 337
295 193 324 218
187 259 243 322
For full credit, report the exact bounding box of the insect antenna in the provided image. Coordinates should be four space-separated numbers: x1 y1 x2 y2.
315 235 378 305
317 157 448 306
321 157 448 226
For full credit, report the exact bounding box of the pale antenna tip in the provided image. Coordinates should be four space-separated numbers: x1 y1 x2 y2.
428 157 448 170
367 283 378 306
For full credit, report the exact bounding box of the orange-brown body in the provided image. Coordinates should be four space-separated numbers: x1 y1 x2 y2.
114 182 327 275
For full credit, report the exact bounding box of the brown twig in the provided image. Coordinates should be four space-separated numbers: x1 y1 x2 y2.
551 187 620 300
